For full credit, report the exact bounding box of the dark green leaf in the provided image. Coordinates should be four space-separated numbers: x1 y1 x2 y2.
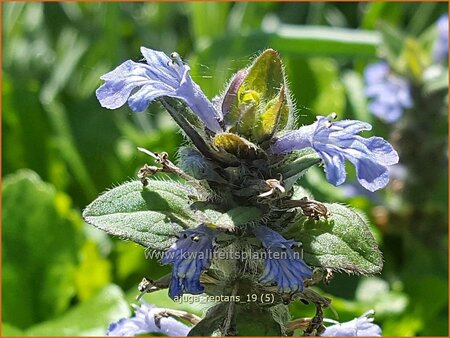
235 304 282 336
83 180 199 250
188 303 227 336
286 203 383 274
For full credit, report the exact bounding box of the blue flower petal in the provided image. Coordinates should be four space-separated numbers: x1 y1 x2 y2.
320 151 347 186
96 47 223 132
364 137 399 165
254 226 312 293
322 310 381 336
107 301 190 336
163 224 216 299
271 115 399 191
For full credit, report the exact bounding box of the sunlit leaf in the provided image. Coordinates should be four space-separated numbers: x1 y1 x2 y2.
286 203 383 274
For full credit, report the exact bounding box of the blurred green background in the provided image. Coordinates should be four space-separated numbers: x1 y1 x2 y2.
2 2 448 336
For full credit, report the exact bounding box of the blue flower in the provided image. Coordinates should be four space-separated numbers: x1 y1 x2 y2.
321 310 381 336
106 301 190 336
96 47 223 132
364 62 412 123
253 226 312 293
162 224 216 299
271 114 399 192
433 14 448 62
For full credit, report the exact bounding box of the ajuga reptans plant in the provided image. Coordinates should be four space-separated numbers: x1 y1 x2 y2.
84 47 397 336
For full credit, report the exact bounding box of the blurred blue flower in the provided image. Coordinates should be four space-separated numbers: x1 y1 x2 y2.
96 47 223 132
433 14 448 62
364 62 413 123
107 301 190 336
271 114 399 192
321 310 381 336
253 226 312 293
341 181 382 204
162 224 216 299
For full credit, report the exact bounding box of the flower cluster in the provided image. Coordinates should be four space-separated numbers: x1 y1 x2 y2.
96 47 397 335
364 62 412 123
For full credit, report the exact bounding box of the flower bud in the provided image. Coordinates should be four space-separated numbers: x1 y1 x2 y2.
223 49 291 143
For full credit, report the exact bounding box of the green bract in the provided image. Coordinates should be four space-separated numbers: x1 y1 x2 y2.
224 49 291 143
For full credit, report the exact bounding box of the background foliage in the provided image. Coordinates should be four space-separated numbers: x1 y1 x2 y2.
2 2 448 336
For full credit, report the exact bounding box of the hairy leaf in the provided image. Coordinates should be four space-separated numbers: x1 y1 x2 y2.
286 203 383 274
276 149 321 190
192 203 264 231
188 303 227 336
83 180 199 250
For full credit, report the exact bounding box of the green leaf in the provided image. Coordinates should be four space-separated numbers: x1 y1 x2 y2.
192 203 264 231
25 285 130 336
378 22 406 68
188 303 227 336
342 70 372 123
267 25 380 57
2 170 84 328
286 203 383 274
189 2 230 45
277 149 321 191
74 241 112 301
83 180 199 250
2 323 25 336
235 304 282 336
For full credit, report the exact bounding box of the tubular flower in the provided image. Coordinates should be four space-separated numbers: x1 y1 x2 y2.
253 226 312 293
96 47 223 132
321 310 381 336
106 301 190 336
364 61 412 123
162 224 216 299
271 114 399 192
